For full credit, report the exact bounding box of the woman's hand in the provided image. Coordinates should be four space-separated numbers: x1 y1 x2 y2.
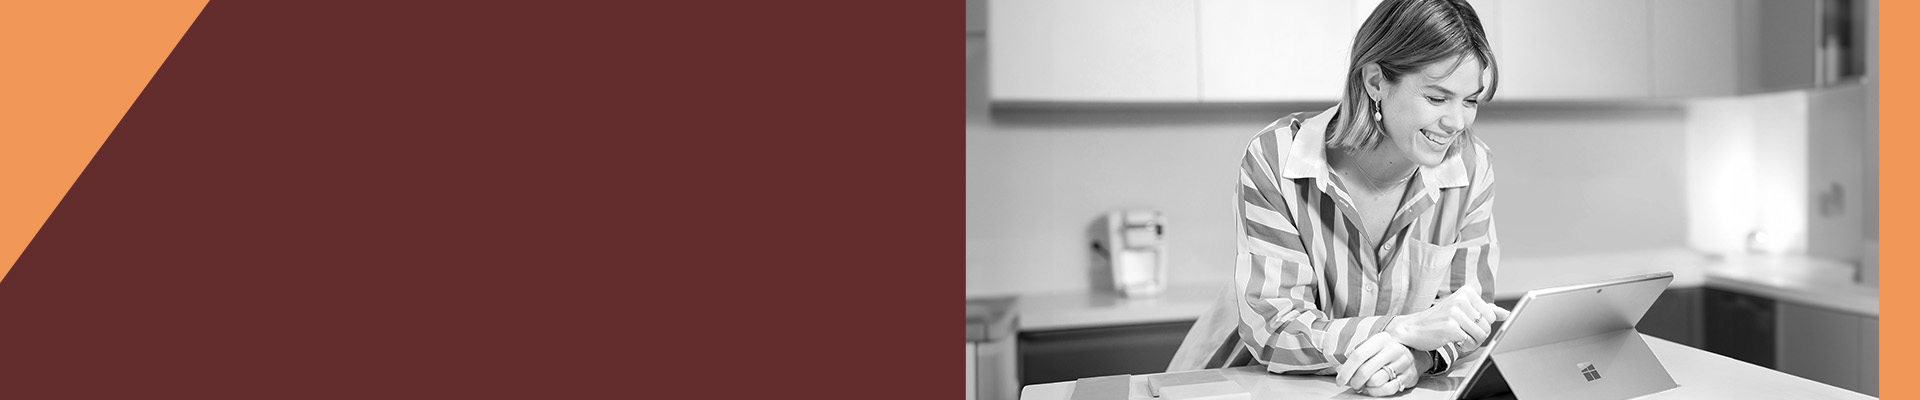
1335 332 1419 396
1386 287 1511 352
1358 363 1418 397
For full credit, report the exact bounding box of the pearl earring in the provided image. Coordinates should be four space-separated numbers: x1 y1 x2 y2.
1372 99 1383 122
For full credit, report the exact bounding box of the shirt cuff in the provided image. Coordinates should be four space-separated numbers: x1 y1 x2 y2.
1424 343 1461 375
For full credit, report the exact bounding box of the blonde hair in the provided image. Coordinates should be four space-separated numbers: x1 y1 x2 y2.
1329 0 1499 151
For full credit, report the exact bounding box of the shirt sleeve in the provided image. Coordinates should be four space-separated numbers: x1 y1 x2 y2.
1232 132 1394 375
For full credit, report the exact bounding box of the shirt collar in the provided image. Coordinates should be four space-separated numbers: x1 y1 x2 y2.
1279 105 1470 189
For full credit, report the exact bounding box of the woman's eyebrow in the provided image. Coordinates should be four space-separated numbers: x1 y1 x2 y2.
1424 84 1486 97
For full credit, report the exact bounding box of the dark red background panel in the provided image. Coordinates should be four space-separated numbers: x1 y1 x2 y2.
0 1 947 398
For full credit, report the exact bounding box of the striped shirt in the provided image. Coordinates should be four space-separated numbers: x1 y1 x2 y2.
1230 106 1499 375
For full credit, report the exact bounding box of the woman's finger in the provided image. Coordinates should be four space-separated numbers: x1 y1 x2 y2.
1439 320 1476 352
1334 355 1360 389
1446 307 1484 341
1459 293 1511 322
1362 356 1416 389
1364 366 1393 388
1397 367 1421 393
1350 344 1405 390
1363 380 1399 396
1470 300 1501 326
1362 369 1418 397
1336 335 1385 388
1394 355 1417 379
1452 308 1489 342
1336 339 1381 388
1350 353 1392 390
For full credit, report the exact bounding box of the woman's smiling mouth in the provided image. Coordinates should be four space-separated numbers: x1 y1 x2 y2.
1422 129 1455 146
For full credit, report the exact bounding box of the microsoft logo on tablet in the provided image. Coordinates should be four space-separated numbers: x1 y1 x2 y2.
1577 362 1601 381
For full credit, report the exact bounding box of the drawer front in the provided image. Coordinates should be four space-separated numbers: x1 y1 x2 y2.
1018 320 1195 386
1703 288 1776 368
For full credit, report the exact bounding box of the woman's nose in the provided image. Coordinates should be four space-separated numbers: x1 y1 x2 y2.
1439 110 1464 133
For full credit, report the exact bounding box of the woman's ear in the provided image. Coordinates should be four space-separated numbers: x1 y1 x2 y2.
1361 63 1388 101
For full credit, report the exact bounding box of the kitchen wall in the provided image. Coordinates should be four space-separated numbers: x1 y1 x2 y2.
1684 92 1810 255
966 36 1689 296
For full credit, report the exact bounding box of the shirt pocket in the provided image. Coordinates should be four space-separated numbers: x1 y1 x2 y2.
1402 240 1464 312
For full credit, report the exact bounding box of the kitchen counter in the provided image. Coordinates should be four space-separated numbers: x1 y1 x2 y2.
1017 283 1220 331
1013 248 1878 332
1703 254 1877 316
1017 334 1874 400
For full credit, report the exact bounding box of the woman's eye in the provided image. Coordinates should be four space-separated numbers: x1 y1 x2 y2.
1426 96 1446 104
1465 99 1480 108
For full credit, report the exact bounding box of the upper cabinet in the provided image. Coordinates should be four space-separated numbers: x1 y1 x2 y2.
1652 0 1741 98
1740 0 1819 94
988 0 1856 103
1195 0 1354 102
988 0 1200 102
1658 0 1864 97
1496 0 1650 100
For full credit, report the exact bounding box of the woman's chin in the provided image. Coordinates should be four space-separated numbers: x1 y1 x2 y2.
1410 151 1448 168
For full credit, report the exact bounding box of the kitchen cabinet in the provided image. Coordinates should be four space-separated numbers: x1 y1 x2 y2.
966 0 984 34
1739 0 1819 94
1703 288 1776 368
990 0 1493 103
1651 0 1739 98
1698 286 1877 396
1192 0 1503 102
967 297 1020 400
1019 321 1192 386
1861 317 1878 396
1646 0 1828 96
1776 302 1872 395
988 0 1200 102
1196 0 1353 102
976 337 1019 400
1496 0 1650 100
1652 0 1866 96
986 0 1865 103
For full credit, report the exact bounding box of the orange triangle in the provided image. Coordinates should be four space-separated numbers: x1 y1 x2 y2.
0 1 209 282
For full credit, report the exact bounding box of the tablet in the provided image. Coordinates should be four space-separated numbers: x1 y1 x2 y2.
1453 271 1679 400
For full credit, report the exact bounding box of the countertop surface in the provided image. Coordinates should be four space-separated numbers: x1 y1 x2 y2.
966 296 1020 342
1701 253 1878 316
1015 284 1221 331
1017 334 1873 400
1007 248 1877 332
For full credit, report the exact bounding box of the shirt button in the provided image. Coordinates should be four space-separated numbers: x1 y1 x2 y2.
1363 284 1375 293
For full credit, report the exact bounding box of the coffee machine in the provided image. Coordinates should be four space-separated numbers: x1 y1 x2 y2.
1091 210 1167 299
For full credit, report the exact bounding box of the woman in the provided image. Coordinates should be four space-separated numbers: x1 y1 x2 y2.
1169 0 1508 396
